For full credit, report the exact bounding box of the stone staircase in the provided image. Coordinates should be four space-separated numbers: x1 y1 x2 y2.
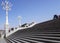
6 32 60 43
5 19 60 43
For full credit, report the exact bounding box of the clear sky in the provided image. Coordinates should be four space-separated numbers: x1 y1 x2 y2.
0 0 60 30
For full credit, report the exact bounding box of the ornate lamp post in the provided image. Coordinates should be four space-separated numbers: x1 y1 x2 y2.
18 16 22 27
1 0 12 37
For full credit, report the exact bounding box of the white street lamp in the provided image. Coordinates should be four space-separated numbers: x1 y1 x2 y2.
1 0 12 37
18 16 22 27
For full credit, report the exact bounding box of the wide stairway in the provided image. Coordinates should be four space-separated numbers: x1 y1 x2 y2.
5 19 60 43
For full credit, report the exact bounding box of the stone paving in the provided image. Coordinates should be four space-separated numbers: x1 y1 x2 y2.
0 38 7 43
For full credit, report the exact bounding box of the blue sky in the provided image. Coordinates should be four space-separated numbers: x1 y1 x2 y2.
0 0 60 30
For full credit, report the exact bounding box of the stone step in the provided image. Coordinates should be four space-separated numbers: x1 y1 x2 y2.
14 38 44 43
19 36 60 43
